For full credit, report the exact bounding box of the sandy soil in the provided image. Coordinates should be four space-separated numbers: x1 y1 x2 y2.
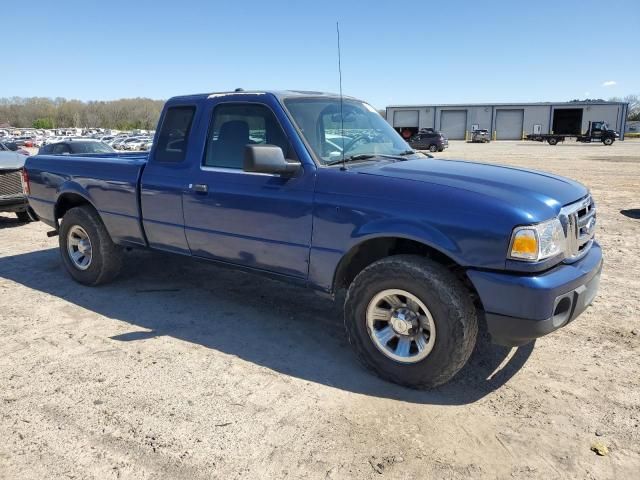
1 140 639 479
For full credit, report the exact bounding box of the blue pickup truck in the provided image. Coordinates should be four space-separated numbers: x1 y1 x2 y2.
25 90 602 388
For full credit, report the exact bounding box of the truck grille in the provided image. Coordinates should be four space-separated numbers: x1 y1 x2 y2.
0 169 24 199
560 195 596 262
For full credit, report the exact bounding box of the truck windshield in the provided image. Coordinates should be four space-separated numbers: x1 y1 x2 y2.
283 98 411 165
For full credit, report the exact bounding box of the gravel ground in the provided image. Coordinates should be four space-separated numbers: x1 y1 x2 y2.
1 140 639 479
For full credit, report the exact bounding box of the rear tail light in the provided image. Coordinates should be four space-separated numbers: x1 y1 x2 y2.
21 169 31 195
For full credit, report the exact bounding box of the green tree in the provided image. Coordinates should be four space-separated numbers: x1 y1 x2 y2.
32 118 55 129
0 96 165 129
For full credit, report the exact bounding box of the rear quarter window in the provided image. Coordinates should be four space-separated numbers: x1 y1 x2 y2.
154 106 196 163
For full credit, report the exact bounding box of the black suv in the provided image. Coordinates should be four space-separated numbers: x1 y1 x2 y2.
408 128 448 152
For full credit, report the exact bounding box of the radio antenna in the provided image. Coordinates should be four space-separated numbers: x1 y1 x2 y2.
336 21 346 170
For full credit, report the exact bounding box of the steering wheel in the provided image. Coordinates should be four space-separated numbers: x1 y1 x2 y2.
342 134 372 154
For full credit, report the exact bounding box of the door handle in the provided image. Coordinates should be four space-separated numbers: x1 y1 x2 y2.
190 183 208 194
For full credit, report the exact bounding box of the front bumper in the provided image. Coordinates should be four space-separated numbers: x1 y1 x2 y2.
0 195 28 213
467 242 603 346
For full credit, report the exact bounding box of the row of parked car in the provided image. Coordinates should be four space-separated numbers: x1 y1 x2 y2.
1 131 156 151
107 136 154 151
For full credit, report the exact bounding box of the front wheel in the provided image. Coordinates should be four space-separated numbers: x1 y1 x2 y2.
603 137 614 146
429 144 438 152
59 206 123 286
548 137 558 145
344 255 478 389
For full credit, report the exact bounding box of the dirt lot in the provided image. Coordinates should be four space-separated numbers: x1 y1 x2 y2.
1 140 639 479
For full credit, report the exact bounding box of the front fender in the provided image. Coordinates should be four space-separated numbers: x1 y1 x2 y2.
308 217 470 293
350 218 465 265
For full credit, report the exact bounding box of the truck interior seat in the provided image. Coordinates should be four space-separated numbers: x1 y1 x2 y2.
210 120 249 168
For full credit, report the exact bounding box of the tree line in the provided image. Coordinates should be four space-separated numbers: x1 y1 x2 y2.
1 94 638 131
0 97 165 130
609 94 640 121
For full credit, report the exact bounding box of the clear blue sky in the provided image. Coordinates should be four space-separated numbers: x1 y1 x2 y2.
3 0 638 108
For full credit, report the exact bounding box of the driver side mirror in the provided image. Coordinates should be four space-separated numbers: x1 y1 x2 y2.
244 145 301 175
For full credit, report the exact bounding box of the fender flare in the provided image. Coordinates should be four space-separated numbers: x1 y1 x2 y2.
53 182 97 227
331 219 466 290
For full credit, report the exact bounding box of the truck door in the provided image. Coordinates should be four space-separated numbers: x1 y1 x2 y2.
140 105 197 254
181 98 315 279
590 121 604 141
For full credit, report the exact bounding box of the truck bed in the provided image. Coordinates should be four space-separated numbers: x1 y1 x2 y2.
26 152 149 247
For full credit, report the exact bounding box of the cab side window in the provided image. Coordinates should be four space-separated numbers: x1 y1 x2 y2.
52 143 70 154
204 103 292 169
155 106 196 163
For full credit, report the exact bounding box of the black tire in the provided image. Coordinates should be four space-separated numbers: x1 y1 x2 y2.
429 144 438 152
548 137 558 146
603 137 614 146
15 210 31 222
344 255 478 389
438 146 445 152
58 206 123 286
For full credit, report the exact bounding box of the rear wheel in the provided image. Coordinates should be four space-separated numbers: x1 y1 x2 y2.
59 206 123 286
603 137 614 146
548 137 558 145
344 255 478 389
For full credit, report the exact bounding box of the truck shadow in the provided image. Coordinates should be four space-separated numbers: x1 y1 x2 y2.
0 214 29 229
0 247 534 405
620 208 640 220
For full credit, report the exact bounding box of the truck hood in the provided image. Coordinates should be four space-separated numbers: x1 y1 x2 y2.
356 158 588 213
0 151 27 170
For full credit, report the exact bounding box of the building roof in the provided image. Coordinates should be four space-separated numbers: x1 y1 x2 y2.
386 101 628 109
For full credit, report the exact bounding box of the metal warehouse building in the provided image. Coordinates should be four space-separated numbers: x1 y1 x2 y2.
386 101 629 141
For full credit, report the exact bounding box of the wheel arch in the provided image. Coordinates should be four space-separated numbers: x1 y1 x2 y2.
332 235 483 311
54 186 98 227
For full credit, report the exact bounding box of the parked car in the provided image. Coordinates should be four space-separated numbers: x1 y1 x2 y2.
123 137 150 151
112 137 134 150
25 90 602 389
38 140 116 155
471 129 491 143
140 139 154 151
408 129 449 152
0 145 32 221
106 137 123 147
0 141 31 156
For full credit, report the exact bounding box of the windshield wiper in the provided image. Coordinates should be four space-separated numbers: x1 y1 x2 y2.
325 154 377 166
326 150 418 167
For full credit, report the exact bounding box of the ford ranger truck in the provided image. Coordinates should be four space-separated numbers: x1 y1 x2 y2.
24 91 602 389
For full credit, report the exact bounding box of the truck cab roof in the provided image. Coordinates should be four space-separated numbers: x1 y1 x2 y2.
167 90 355 104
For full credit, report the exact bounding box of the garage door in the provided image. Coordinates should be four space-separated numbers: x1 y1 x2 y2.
393 110 419 128
495 109 524 140
440 110 467 140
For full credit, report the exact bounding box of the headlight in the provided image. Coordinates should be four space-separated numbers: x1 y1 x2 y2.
509 218 565 262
